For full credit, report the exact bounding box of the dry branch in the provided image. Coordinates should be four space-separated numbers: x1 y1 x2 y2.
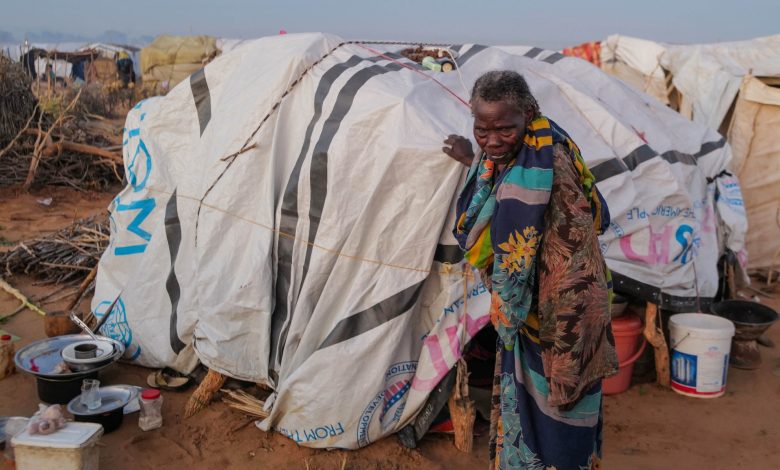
222 389 270 419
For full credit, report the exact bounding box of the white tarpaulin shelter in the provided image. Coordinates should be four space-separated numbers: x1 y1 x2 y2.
600 35 671 106
727 76 780 270
661 35 780 131
92 33 746 449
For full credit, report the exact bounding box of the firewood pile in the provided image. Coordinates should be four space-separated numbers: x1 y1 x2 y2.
0 216 109 286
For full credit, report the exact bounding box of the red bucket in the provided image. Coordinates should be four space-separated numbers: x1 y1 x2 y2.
603 314 647 395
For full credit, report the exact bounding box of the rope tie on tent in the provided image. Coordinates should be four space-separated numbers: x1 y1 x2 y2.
149 186 471 277
194 41 348 244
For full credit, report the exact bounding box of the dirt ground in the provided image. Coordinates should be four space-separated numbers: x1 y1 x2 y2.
1 186 780 469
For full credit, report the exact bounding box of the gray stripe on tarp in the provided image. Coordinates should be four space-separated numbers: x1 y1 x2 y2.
695 138 727 157
164 189 186 353
543 52 565 64
288 62 406 353
524 47 544 58
434 244 463 264
271 54 406 369
190 68 211 136
317 280 427 350
271 54 366 370
384 51 425 70
456 44 487 66
590 158 628 182
590 138 728 182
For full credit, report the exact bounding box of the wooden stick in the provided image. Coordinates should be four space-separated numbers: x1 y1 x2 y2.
448 358 475 453
67 265 98 311
643 302 670 387
0 103 38 160
39 262 93 271
222 389 269 419
0 277 46 317
54 141 122 163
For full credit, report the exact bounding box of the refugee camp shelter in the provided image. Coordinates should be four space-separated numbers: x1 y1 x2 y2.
726 75 780 270
0 41 141 85
140 35 218 92
563 35 780 272
659 36 780 271
599 35 673 107
93 33 746 449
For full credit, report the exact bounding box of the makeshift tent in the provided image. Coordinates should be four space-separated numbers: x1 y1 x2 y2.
599 35 672 106
0 42 141 82
140 35 217 92
83 42 142 78
92 33 746 449
661 35 780 131
727 76 780 270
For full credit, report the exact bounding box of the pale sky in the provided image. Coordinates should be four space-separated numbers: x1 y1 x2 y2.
3 0 779 49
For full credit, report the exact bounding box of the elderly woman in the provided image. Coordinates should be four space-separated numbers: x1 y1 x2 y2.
443 71 618 470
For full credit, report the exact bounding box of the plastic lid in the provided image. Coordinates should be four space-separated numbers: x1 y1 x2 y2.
11 422 103 448
0 335 11 341
141 389 161 400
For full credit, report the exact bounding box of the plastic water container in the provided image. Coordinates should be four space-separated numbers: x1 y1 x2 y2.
11 422 103 470
603 314 647 395
669 313 735 398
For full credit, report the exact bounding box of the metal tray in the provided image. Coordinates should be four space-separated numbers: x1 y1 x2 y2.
14 334 125 379
67 385 138 416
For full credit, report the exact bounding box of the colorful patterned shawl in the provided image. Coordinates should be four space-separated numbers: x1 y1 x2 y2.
454 116 615 406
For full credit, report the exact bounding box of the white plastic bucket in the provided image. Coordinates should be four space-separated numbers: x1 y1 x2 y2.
669 313 735 398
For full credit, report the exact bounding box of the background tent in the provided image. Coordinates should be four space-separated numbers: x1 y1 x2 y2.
93 33 746 448
1 41 141 82
660 35 780 131
599 35 672 107
140 35 217 92
727 75 780 270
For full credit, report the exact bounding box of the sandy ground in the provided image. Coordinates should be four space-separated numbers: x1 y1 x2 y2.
1 186 780 469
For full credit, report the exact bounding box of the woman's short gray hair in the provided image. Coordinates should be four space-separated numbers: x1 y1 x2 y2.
471 70 540 117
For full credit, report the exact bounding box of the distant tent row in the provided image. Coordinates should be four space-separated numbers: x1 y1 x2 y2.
0 41 141 85
564 34 780 272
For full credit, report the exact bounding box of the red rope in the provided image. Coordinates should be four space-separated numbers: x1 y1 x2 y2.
352 43 471 109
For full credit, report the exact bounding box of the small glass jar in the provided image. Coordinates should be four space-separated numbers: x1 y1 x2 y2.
138 389 163 431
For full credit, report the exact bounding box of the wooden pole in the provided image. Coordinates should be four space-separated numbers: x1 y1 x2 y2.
448 358 475 453
643 302 670 387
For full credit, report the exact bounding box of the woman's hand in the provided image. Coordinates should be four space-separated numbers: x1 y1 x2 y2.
442 134 475 167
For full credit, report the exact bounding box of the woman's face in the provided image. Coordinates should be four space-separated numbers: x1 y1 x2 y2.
472 98 529 160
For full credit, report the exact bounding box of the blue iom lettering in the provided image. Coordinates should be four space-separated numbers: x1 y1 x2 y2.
127 132 152 192
114 103 156 256
114 197 156 255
